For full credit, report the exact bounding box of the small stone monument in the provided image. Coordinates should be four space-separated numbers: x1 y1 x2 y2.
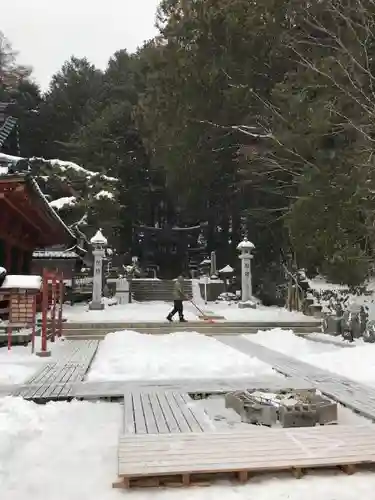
116 277 130 305
89 229 107 310
237 237 256 309
210 251 217 277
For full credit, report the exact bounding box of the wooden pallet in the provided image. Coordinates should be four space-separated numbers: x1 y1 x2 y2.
123 391 214 434
11 340 100 401
13 364 86 399
114 424 375 489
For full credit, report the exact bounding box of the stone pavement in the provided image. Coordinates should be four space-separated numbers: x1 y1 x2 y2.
216 335 375 421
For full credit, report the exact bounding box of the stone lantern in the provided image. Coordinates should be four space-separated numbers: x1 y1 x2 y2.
89 229 107 310
237 236 256 308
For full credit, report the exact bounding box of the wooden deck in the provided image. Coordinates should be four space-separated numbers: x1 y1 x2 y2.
115 424 375 488
73 375 314 400
11 340 99 401
216 335 375 422
123 391 214 434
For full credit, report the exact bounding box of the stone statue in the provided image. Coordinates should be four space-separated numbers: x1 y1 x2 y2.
363 321 375 343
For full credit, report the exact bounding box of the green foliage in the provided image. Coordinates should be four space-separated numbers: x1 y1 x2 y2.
3 0 375 287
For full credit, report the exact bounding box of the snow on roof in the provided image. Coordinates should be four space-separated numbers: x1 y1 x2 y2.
219 265 235 273
49 196 77 210
30 177 75 240
0 152 22 164
237 237 255 251
90 229 108 246
95 190 114 200
0 275 42 290
32 250 79 259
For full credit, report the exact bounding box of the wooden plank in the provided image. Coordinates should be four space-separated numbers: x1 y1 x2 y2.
123 392 136 434
26 364 56 384
117 425 375 477
148 392 170 434
132 392 147 434
140 393 159 434
156 392 181 433
163 392 191 432
174 392 213 432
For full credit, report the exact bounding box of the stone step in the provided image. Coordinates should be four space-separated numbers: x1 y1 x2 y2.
63 320 320 329
62 324 319 339
130 279 193 301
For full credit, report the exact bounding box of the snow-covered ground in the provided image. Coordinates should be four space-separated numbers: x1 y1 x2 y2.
0 337 70 385
209 302 316 322
306 345 375 387
0 398 121 500
63 300 199 323
1 397 375 500
248 329 338 357
248 329 375 387
2 302 375 498
87 330 274 382
63 300 316 323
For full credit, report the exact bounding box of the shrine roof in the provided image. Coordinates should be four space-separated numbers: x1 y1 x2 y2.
0 173 75 246
0 274 42 290
32 250 79 259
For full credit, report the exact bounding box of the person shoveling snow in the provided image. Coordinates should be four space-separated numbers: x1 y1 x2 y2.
167 275 187 322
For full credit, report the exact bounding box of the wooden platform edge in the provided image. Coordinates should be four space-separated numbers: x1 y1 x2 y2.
112 461 360 489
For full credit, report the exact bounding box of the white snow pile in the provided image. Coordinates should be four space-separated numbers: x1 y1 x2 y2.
87 330 274 381
49 196 77 210
0 398 121 499
0 354 43 386
3 398 375 499
248 329 338 357
305 345 375 387
248 329 375 388
0 274 42 291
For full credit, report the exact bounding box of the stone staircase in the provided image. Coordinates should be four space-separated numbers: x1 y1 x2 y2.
62 319 322 339
131 279 193 302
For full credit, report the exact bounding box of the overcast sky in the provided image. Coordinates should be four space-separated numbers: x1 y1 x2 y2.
2 0 160 90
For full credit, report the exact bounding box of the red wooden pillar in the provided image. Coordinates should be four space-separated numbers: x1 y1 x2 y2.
41 270 48 352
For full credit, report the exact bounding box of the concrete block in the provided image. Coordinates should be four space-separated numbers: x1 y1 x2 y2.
307 394 338 424
279 405 317 428
242 403 277 426
225 391 277 427
225 392 243 414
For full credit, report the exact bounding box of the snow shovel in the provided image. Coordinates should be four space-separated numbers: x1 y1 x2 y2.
189 299 216 324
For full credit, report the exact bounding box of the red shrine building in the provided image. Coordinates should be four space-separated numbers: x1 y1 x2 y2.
0 173 75 273
0 100 83 277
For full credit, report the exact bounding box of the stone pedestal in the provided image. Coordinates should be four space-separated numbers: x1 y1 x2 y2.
116 278 130 305
36 350 51 358
89 229 107 311
237 237 256 308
